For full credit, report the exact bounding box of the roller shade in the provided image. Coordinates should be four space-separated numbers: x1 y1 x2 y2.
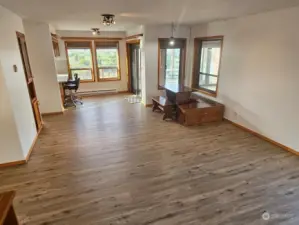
95 41 118 49
65 41 91 48
201 40 222 49
159 39 186 49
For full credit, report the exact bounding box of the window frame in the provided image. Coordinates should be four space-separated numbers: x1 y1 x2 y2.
95 41 121 81
192 36 224 97
65 40 96 83
157 38 187 90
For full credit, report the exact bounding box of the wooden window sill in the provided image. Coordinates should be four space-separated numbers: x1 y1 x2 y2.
80 80 96 83
193 87 217 98
98 78 121 82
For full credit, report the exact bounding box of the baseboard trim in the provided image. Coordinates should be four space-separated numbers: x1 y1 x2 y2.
0 160 26 168
224 118 299 156
0 125 43 168
26 125 43 162
81 92 129 98
145 104 153 107
42 111 63 116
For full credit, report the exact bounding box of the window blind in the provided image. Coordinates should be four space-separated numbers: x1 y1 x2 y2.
65 41 91 48
95 41 118 49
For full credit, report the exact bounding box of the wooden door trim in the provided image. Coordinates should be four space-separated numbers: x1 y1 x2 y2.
126 34 143 40
126 40 140 93
157 38 187 90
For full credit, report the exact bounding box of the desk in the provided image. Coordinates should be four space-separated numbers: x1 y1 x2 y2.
161 83 193 105
0 191 19 225
57 74 69 106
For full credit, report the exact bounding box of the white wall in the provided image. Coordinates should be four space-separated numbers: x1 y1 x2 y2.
142 25 191 104
56 30 128 92
0 62 24 163
190 6 299 151
0 6 37 162
24 20 63 114
126 25 144 37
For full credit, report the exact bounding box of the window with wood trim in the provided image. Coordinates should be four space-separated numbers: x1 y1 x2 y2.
65 41 95 81
192 36 223 96
95 41 120 80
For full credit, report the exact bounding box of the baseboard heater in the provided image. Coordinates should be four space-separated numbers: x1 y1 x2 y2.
77 89 117 96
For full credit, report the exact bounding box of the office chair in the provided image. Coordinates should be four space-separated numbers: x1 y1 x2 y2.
63 74 83 107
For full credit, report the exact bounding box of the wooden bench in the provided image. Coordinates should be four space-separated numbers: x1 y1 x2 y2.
178 95 224 126
152 96 175 120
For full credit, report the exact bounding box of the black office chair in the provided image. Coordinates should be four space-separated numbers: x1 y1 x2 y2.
63 74 83 107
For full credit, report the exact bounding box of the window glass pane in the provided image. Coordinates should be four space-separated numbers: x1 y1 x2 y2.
199 40 221 75
67 48 92 69
96 49 118 67
199 74 218 92
165 48 180 85
99 68 118 79
71 70 92 80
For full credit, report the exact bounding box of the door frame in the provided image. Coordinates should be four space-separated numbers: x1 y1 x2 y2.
126 39 140 93
16 31 42 132
157 38 187 90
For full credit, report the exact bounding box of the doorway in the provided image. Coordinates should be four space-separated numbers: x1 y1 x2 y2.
16 32 42 132
127 40 141 97
158 38 186 88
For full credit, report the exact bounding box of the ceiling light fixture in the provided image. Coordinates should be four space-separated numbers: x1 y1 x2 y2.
102 14 116 26
91 28 100 35
169 22 176 46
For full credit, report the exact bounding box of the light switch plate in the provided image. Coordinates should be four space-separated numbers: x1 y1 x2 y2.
13 65 18 72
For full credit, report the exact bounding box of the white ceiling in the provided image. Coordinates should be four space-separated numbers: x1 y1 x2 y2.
1 0 299 31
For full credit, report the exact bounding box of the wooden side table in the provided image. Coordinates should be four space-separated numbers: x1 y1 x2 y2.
0 191 19 225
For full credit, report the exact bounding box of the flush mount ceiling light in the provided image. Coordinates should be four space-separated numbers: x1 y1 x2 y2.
102 14 116 26
91 28 100 35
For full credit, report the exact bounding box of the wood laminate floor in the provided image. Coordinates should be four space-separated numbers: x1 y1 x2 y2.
1 95 299 225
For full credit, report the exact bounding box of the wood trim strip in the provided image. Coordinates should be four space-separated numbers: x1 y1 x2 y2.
41 112 64 116
192 87 217 97
126 34 143 40
26 124 43 162
126 42 131 92
0 160 26 168
62 37 123 41
225 118 299 156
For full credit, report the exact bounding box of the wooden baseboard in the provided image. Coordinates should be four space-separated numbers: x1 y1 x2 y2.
0 160 26 168
81 92 129 98
224 118 299 156
145 104 153 108
0 125 43 168
42 111 63 116
26 125 43 162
